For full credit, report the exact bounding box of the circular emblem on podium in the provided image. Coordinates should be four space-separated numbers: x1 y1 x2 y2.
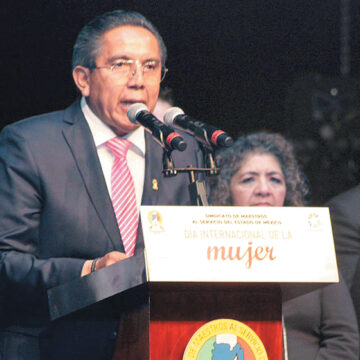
183 319 268 360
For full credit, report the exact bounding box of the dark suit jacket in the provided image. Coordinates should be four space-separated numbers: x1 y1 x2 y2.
283 274 359 360
327 185 360 290
327 185 360 358
0 102 203 359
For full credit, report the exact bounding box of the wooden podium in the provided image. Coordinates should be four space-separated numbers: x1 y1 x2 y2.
48 206 338 360
49 261 282 359
148 282 282 359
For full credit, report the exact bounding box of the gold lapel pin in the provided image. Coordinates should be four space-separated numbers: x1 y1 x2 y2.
152 178 159 191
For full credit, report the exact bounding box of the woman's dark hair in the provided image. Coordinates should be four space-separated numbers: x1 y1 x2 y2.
209 132 310 206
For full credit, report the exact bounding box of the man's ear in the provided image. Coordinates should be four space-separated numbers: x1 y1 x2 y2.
72 65 91 96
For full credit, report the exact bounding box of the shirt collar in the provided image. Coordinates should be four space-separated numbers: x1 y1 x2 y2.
80 96 145 154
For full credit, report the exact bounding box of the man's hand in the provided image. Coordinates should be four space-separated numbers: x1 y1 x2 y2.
81 251 128 277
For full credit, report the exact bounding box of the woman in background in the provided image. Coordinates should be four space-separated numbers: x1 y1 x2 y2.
209 132 359 360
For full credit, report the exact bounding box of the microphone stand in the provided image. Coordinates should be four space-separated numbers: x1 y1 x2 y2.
162 144 218 206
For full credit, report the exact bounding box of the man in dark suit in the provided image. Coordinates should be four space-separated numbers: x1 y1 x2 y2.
0 10 203 359
327 185 360 357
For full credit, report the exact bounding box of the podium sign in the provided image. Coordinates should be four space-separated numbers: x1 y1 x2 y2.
141 206 338 283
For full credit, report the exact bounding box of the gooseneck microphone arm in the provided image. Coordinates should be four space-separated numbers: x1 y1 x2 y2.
162 106 235 204
162 106 235 205
161 107 227 205
127 103 187 152
127 103 223 206
127 103 188 182
163 107 233 149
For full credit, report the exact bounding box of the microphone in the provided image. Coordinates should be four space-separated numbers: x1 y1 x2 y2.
127 103 187 152
163 107 233 148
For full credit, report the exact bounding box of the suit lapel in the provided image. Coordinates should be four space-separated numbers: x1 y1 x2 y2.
134 133 162 256
141 131 163 205
61 103 124 252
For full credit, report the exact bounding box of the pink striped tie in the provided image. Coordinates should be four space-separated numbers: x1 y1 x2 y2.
106 137 138 256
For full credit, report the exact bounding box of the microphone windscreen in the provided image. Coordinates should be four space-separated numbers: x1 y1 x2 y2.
127 103 149 124
163 107 185 126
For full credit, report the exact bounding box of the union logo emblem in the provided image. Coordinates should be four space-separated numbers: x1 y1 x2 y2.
183 319 268 360
308 212 321 230
147 210 164 232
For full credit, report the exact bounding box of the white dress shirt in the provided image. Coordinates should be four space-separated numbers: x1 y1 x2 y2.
80 97 145 210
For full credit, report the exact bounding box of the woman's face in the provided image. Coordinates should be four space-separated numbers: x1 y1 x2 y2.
230 152 286 207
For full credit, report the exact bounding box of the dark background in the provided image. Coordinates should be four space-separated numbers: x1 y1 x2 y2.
2 0 360 204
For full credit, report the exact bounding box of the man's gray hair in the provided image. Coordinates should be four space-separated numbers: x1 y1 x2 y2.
72 10 167 70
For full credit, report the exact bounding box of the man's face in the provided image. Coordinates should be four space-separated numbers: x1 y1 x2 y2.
74 25 162 136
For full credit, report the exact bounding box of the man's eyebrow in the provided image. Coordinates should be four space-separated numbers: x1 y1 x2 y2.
106 55 161 64
106 55 130 63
